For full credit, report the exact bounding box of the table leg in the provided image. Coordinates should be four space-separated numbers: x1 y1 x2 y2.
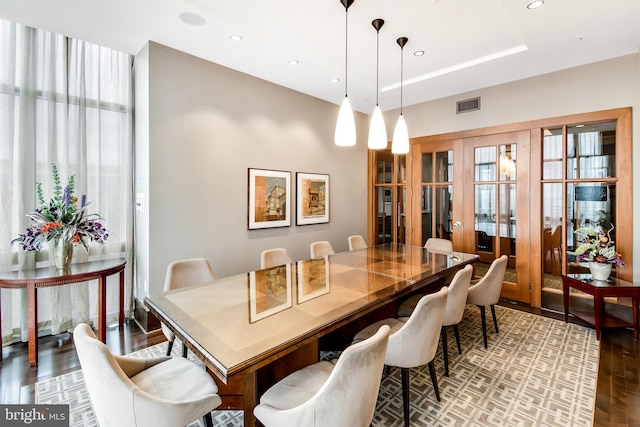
243 371 258 427
98 275 107 342
119 269 125 325
562 283 569 323
633 297 639 341
27 283 38 367
593 296 603 340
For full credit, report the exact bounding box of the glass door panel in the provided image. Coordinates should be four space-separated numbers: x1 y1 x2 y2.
435 185 453 239
421 186 433 245
567 122 617 179
376 187 392 244
419 150 454 246
543 128 563 179
397 187 407 244
474 183 496 260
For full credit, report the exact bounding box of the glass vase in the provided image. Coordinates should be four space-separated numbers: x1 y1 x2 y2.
50 238 74 270
588 262 612 281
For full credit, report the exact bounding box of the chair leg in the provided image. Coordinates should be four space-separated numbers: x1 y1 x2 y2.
478 305 488 349
490 304 499 334
453 324 462 354
441 326 450 377
203 412 213 427
428 361 441 402
182 342 188 358
165 339 174 356
401 368 410 427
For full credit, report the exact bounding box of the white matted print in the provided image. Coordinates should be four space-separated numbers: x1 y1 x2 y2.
249 264 292 322
296 172 329 225
248 168 291 229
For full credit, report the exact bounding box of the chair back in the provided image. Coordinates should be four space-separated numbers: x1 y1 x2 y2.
261 248 293 269
314 324 389 426
424 238 453 255
386 287 448 368
163 258 216 292
467 255 508 306
348 235 368 251
162 258 216 341
73 324 141 426
310 241 335 258
442 265 473 327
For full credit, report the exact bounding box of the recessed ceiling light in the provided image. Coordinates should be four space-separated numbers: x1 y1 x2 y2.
414 50 425 56
527 1 544 10
332 78 341 83
230 34 243 42
179 12 205 26
288 60 299 65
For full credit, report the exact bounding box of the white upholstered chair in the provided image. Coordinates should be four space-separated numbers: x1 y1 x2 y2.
310 241 335 258
73 323 221 427
162 258 216 356
347 235 368 251
424 237 453 255
261 248 293 269
253 325 390 427
353 287 449 427
466 255 508 348
396 265 473 377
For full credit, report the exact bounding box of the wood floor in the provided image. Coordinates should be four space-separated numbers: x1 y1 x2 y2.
0 304 638 426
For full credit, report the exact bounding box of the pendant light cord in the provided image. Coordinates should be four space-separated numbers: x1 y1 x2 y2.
400 45 404 115
376 29 380 106
344 8 349 98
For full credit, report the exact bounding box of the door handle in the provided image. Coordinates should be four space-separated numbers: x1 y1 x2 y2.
452 221 462 228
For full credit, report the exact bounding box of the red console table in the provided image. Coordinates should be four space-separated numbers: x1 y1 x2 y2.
0 258 127 366
562 273 639 341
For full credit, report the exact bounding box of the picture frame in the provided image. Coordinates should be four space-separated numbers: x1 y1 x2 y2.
249 264 292 322
296 258 330 303
296 172 329 225
248 168 291 229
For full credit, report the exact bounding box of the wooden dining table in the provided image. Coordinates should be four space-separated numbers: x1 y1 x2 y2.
144 243 478 426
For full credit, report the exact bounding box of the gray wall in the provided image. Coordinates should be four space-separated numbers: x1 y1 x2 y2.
135 42 369 298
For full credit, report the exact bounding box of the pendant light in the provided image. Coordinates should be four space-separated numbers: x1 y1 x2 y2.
335 0 356 147
368 19 387 150
392 37 410 154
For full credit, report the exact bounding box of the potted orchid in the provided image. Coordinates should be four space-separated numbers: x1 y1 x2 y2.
11 164 108 269
574 224 624 280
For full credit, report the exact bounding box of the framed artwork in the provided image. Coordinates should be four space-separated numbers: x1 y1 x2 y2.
249 264 292 322
296 258 330 303
296 172 329 225
248 168 291 229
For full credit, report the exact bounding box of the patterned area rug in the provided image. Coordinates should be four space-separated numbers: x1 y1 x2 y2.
36 306 598 426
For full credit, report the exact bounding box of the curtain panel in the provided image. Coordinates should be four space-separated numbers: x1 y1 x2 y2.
0 19 134 345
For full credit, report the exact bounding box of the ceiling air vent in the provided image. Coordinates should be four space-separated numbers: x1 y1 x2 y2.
456 97 480 114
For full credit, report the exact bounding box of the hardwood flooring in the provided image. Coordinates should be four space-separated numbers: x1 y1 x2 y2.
0 305 638 426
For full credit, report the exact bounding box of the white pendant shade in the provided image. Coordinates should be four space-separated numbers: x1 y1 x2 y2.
368 106 387 149
391 114 409 154
335 96 356 146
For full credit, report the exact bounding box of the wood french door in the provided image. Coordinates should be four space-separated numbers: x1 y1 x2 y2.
410 131 532 304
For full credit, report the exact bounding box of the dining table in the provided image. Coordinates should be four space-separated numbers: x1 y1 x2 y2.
144 243 478 426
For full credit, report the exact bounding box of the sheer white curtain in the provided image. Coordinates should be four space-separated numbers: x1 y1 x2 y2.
0 20 134 345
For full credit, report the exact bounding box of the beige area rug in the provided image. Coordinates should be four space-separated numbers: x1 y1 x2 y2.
36 306 598 426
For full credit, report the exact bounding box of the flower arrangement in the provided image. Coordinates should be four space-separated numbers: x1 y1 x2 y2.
574 224 624 266
11 164 108 252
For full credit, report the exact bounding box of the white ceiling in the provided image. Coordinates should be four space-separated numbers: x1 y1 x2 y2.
1 0 639 114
